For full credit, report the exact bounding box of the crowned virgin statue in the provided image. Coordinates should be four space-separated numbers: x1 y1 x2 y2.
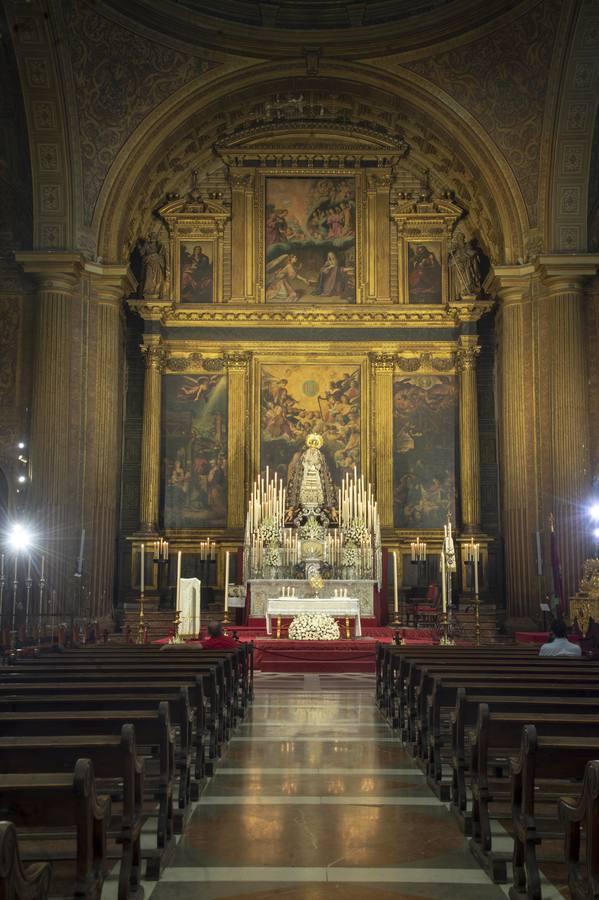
286 433 338 521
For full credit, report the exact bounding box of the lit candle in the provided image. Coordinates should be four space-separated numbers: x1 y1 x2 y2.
224 551 230 612
441 550 447 614
392 550 399 615
176 550 182 612
140 543 145 595
41 555 45 580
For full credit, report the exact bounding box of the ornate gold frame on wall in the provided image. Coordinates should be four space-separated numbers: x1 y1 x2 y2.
159 194 229 304
392 196 462 304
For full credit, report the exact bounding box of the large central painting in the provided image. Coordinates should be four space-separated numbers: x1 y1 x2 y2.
163 374 227 528
260 364 361 486
265 177 356 304
393 374 457 528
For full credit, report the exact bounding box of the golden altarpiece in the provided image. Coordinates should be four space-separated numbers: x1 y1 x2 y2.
124 127 494 613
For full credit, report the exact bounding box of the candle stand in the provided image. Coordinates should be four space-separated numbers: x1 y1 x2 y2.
10 568 18 650
0 570 5 646
24 573 32 642
137 591 146 644
37 576 46 645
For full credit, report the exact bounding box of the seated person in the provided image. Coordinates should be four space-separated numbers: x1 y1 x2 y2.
539 619 582 657
200 620 238 649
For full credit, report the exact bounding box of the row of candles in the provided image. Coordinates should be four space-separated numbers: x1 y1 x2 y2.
1 552 46 581
246 466 286 536
338 467 379 534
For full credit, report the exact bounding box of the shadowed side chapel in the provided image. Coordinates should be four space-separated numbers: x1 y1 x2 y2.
1 0 599 898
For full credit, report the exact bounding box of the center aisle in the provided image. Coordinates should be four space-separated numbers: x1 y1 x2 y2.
147 673 509 899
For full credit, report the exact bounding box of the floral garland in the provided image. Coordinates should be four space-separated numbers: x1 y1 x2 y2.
288 613 340 641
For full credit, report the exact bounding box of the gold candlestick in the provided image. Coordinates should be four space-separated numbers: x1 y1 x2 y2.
137 591 145 644
475 591 481 647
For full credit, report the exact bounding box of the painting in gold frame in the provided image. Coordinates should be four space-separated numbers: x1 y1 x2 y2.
406 241 443 305
179 241 214 303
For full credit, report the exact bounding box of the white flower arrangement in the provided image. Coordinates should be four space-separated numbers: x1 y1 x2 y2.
288 613 340 641
341 546 360 568
300 515 325 541
259 517 280 546
344 519 369 547
264 545 280 567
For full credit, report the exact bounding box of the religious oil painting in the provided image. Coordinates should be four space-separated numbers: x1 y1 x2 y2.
407 241 442 304
393 375 457 528
265 177 356 304
179 241 214 303
163 374 227 527
260 364 361 486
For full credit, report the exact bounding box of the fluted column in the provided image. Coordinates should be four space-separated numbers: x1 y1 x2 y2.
493 266 539 619
226 352 250 528
456 336 481 533
541 258 596 599
139 340 166 533
16 253 83 596
370 353 395 527
86 264 135 617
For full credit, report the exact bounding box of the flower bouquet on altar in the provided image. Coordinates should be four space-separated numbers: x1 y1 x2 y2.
288 613 340 641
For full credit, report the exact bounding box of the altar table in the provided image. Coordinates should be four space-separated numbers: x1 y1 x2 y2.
265 598 362 637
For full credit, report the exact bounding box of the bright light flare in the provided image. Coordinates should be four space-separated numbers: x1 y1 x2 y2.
590 503 599 521
7 523 33 552
594 527 599 540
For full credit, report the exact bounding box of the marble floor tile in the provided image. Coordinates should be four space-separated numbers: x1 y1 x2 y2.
205 773 430 798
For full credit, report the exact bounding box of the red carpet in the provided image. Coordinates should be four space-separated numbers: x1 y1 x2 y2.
247 638 384 672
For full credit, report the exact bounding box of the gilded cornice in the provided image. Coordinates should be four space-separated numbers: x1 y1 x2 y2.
161 304 460 328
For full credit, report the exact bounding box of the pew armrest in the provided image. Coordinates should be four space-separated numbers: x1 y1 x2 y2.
0 821 52 900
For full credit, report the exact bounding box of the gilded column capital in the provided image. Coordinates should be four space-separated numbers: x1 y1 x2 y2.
456 340 480 372
141 342 167 372
225 351 251 371
490 264 536 306
369 351 395 372
229 171 254 191
367 172 393 192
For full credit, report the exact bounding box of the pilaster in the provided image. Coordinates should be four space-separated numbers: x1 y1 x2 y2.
226 352 250 528
139 338 167 534
370 353 395 528
456 335 481 533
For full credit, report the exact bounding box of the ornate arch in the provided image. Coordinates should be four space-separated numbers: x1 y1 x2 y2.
95 61 529 265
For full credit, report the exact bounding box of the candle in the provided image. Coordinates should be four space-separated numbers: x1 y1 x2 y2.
176 550 182 612
441 550 447 614
140 543 145 595
474 544 480 595
78 528 85 574
41 555 45 579
224 551 230 612
27 554 31 580
392 551 399 615
14 555 17 582
0 553 3 577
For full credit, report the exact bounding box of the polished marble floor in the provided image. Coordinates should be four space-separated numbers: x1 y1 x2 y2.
109 673 566 899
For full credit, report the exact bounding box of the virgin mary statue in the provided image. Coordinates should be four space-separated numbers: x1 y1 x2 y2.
286 433 337 519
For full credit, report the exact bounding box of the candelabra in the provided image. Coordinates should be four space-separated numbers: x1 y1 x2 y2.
10 567 18 650
169 606 183 644
24 571 32 643
137 589 146 644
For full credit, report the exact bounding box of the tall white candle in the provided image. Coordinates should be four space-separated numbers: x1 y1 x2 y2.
441 550 447 614
0 553 3 577
474 544 480 595
392 550 399 614
27 555 31 580
176 550 182 612
78 528 86 574
224 551 230 612
41 555 45 579
140 543 145 594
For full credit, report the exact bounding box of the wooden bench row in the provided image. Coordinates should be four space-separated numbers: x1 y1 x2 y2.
377 644 599 899
0 642 252 900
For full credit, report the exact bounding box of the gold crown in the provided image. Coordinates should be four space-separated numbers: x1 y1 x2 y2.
306 433 324 449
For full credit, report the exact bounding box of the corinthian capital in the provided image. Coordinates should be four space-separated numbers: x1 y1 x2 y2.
225 351 251 371
141 342 167 372
369 351 395 372
455 343 480 372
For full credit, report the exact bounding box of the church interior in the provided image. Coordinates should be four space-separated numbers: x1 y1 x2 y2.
1 0 599 897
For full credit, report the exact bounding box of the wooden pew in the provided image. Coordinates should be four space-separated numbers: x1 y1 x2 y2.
559 759 599 900
0 704 175 880
0 726 143 900
510 725 599 900
0 690 193 818
427 680 599 794
0 759 111 900
469 706 599 881
0 820 52 900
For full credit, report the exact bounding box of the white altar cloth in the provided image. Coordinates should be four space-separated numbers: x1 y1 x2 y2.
265 598 362 637
179 577 201 636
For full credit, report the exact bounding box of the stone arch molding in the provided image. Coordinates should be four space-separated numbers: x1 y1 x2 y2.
94 62 529 267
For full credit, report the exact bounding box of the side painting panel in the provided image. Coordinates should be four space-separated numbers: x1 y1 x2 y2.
163 374 227 527
260 364 361 486
393 374 457 528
